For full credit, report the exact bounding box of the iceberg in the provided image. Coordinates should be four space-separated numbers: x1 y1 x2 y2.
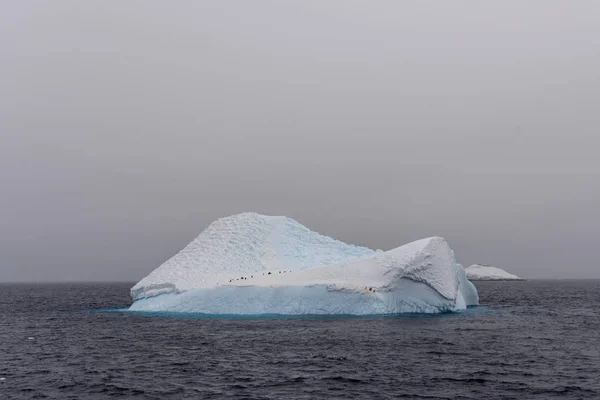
466 264 523 281
130 213 479 315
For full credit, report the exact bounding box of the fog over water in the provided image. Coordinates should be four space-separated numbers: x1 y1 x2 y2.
1 1 599 281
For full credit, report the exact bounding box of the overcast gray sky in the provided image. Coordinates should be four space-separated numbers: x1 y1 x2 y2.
1 1 599 281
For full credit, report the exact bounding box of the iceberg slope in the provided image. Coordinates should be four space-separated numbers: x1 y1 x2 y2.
130 213 478 315
131 213 374 300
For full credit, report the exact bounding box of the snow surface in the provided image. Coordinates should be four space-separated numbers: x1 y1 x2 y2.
466 264 523 281
130 213 479 314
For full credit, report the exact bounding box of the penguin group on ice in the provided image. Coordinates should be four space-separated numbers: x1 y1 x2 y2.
226 270 291 283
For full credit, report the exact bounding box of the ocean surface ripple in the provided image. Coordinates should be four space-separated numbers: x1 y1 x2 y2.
1 281 599 399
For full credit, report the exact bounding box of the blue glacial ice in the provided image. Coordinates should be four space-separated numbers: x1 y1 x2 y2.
130 213 479 315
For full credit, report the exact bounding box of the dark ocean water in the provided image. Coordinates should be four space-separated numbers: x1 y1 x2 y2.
1 281 599 399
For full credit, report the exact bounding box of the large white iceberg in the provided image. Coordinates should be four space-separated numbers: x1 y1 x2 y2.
130 213 479 315
466 264 523 281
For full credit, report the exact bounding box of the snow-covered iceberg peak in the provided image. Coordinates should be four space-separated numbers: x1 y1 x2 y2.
131 212 374 301
130 213 479 314
466 264 523 281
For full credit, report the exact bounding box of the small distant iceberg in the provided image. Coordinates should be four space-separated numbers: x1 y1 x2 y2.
130 213 479 315
465 264 523 281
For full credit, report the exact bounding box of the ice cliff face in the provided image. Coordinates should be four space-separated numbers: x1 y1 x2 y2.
466 264 523 281
130 213 479 314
